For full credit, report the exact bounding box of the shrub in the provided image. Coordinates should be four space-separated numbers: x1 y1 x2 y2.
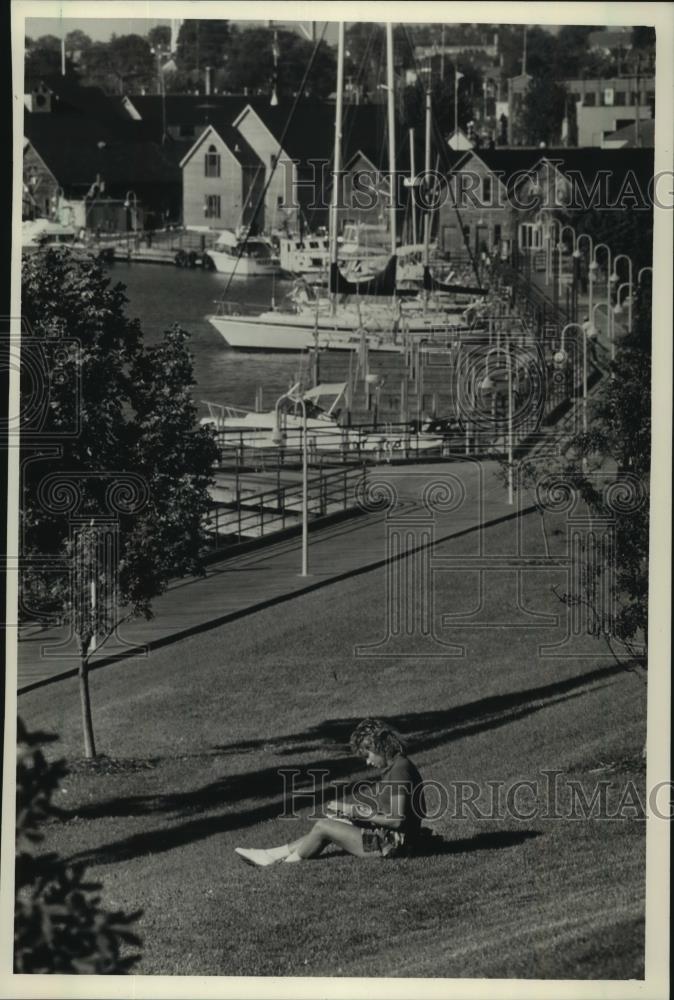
14 718 142 973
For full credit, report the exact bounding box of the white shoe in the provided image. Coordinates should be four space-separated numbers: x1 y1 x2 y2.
235 847 278 868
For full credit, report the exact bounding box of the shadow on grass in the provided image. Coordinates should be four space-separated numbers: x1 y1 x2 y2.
416 829 543 856
60 662 627 868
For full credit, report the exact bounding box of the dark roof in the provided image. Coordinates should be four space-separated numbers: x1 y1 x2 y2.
126 95 455 175
604 119 655 147
35 76 130 122
238 101 458 175
537 147 655 198
24 112 179 193
453 146 655 204
183 120 263 169
126 94 261 135
454 148 547 194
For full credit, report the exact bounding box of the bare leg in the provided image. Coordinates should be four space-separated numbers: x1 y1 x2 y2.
286 818 376 859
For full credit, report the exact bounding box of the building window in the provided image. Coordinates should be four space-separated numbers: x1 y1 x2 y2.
204 145 221 178
583 92 596 107
205 194 221 218
493 224 502 246
614 91 626 106
518 222 543 251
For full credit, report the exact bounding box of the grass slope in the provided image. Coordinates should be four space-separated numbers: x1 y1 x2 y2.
17 512 647 979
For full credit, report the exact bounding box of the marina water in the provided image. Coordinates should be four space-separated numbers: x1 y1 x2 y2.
109 261 416 422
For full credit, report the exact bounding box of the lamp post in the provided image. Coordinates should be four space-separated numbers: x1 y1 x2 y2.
50 185 64 222
590 242 613 359
555 224 577 310
272 388 308 577
544 219 555 285
613 282 634 335
479 344 515 504
123 190 138 232
569 232 594 341
592 301 612 346
561 321 595 437
610 254 634 332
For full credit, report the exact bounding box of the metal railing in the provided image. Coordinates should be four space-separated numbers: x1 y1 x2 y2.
211 422 451 469
203 463 367 551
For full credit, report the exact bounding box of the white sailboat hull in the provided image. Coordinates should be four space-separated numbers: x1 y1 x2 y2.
206 251 282 277
207 303 471 353
207 314 406 352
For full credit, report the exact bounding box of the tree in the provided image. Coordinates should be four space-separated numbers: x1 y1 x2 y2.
107 34 155 93
78 41 115 91
554 25 601 77
344 23 413 104
25 35 78 88
20 251 218 757
222 27 336 100
631 26 656 50
147 25 171 50
175 19 232 88
497 264 651 665
15 718 142 971
64 29 92 55
521 77 568 146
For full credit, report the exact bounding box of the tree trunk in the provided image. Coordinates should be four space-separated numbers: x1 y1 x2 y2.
78 654 97 759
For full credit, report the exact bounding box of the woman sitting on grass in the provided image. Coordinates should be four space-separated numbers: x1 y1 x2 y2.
235 718 427 867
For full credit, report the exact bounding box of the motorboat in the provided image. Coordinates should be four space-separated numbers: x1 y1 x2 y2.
277 233 330 281
203 230 282 277
22 219 78 249
21 219 114 261
200 382 447 455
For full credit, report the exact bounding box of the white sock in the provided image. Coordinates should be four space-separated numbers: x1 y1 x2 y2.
283 851 303 863
264 844 291 860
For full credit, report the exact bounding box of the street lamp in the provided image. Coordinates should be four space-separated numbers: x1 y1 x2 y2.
613 282 634 335
478 344 516 505
555 225 575 300
272 387 308 577
561 321 595 437
610 253 634 288
589 242 614 359
574 233 595 327
50 185 64 221
123 190 138 232
591 302 615 361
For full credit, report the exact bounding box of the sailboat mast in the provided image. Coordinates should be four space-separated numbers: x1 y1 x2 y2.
423 84 432 311
386 23 397 258
330 22 345 316
423 86 431 268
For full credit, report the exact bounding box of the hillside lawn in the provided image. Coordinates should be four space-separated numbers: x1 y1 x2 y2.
17 512 647 979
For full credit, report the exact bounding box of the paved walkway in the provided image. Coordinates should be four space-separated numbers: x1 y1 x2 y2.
17 460 533 692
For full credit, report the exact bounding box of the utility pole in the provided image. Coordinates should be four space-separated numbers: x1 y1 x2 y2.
440 23 445 80
634 54 641 148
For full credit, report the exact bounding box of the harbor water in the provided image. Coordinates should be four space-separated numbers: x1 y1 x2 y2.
109 261 459 424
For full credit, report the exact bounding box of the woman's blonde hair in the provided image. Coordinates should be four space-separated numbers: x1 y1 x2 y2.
349 718 407 763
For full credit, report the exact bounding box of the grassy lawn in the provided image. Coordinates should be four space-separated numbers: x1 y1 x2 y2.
17 511 647 979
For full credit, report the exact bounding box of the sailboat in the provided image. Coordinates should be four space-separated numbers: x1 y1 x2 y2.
200 382 446 453
206 22 484 353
